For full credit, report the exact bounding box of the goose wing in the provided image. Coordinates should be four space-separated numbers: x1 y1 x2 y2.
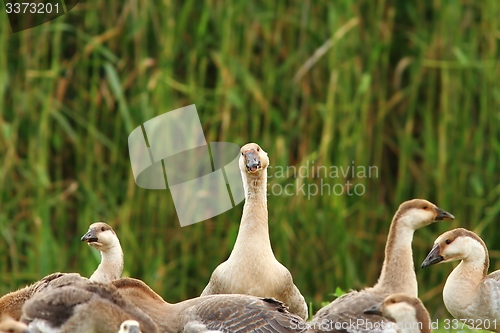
22 286 94 327
0 273 87 321
31 273 88 294
310 290 396 333
22 283 159 333
182 295 306 333
475 271 500 324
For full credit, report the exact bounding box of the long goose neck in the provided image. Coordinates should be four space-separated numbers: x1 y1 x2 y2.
231 169 271 256
90 244 124 282
374 215 417 296
445 243 488 297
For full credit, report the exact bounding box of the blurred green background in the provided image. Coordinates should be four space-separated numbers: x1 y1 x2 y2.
1 0 499 323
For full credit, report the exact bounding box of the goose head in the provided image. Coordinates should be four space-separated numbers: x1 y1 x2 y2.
395 199 454 229
118 320 141 333
239 143 269 175
421 228 488 268
364 293 428 327
81 222 120 252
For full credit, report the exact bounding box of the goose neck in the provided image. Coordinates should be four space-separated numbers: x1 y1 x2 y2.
231 169 272 255
461 239 489 276
374 215 417 296
242 169 268 203
91 245 124 282
444 247 488 302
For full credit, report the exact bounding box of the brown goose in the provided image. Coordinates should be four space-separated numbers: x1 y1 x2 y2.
201 143 308 319
309 199 453 333
81 222 124 283
422 228 500 332
0 222 122 320
0 273 85 321
0 316 30 333
20 280 158 333
112 277 306 333
364 294 431 333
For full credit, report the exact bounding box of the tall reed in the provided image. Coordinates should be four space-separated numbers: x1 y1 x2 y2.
0 0 499 319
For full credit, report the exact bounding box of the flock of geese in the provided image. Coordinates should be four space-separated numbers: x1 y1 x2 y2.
0 142 498 333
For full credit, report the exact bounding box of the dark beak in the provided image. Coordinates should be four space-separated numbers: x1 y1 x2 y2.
244 150 261 173
81 228 98 243
434 207 454 221
421 244 444 268
364 303 383 316
130 326 141 333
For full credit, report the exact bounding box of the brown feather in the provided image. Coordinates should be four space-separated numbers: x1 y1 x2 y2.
21 280 158 333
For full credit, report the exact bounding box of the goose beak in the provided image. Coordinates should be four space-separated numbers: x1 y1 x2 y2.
244 150 261 173
81 228 98 243
129 326 141 333
364 303 383 316
434 207 454 221
421 244 444 268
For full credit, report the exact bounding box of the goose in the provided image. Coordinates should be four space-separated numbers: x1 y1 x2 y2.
309 199 454 332
118 320 141 333
0 316 30 333
201 143 308 319
112 277 306 333
81 222 124 282
0 222 122 320
0 273 86 321
364 294 431 333
20 280 158 333
421 228 500 332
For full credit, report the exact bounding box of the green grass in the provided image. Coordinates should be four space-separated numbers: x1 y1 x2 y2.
0 0 499 323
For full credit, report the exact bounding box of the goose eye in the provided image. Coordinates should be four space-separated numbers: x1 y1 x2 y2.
445 239 452 245
241 152 244 156
101 227 105 231
422 206 428 210
257 147 260 151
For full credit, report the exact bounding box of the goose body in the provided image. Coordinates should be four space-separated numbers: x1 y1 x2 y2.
421 228 500 332
112 277 306 333
81 222 124 283
201 143 307 319
21 281 158 333
0 316 30 333
0 273 85 321
0 222 122 320
309 199 454 333
364 294 431 333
